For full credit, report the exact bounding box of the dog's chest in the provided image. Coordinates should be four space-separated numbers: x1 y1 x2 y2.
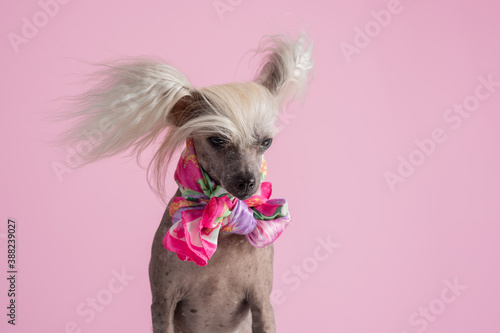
172 234 273 332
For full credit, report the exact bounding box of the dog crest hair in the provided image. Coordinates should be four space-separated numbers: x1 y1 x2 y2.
59 34 313 200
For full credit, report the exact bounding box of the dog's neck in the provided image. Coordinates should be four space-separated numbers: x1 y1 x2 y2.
161 139 290 266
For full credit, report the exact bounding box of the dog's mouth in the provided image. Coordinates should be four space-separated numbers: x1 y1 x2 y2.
227 182 260 201
234 193 252 200
200 166 258 200
221 180 258 200
222 182 254 200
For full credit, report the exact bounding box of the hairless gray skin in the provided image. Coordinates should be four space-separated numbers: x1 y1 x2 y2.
149 197 275 333
148 35 312 333
149 137 275 333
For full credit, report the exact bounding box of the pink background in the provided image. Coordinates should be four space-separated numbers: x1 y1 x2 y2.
1 0 500 332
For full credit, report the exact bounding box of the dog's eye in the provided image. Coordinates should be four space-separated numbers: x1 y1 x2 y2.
208 136 226 147
260 138 273 149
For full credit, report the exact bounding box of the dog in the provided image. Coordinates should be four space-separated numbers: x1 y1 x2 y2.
59 34 313 332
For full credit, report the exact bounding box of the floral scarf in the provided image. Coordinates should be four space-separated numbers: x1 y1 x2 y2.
163 139 291 266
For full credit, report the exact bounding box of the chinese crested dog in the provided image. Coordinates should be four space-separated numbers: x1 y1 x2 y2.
60 34 313 333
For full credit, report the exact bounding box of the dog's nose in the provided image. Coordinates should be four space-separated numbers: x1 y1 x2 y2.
237 177 255 192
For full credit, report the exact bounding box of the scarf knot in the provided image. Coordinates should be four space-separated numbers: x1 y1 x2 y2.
163 139 291 266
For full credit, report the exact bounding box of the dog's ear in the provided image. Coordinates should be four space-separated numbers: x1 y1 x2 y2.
167 91 205 127
56 59 195 165
255 34 314 107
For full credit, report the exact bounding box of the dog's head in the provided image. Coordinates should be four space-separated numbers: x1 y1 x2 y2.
165 36 313 199
59 34 312 201
168 83 276 199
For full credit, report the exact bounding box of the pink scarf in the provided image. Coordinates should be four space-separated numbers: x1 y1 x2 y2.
163 139 291 266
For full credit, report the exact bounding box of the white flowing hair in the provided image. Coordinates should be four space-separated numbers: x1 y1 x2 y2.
58 34 313 200
255 33 314 106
